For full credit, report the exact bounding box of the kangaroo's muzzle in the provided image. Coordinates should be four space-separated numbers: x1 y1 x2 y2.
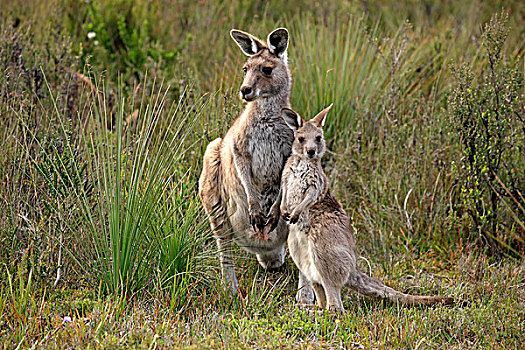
241 86 256 101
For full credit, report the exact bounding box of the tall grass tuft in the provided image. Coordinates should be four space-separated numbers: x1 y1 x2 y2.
290 14 450 142
23 73 215 301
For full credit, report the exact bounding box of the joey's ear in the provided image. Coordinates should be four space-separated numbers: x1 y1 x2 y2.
267 28 289 58
281 108 303 131
311 103 333 128
230 29 266 56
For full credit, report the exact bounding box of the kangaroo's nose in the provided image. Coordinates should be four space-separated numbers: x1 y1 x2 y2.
307 149 315 157
241 86 252 97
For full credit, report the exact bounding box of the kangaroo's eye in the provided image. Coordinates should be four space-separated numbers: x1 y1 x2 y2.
298 137 305 143
262 67 273 75
316 136 322 142
242 67 247 73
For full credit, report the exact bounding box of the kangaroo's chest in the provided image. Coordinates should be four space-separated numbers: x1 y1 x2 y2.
248 119 293 187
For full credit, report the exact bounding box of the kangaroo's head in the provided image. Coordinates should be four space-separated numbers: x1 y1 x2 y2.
281 104 333 160
230 28 290 102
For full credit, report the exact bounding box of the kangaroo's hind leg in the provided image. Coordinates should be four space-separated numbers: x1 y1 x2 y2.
215 233 238 295
256 244 286 270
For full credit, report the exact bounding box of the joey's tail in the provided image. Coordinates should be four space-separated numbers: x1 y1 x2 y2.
349 270 453 306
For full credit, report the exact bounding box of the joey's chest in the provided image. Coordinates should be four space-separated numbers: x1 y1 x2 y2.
284 160 324 205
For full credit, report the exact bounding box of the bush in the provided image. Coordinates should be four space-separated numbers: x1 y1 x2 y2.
62 0 186 87
449 12 525 255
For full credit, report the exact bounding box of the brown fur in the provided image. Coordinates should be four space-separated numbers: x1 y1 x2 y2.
278 105 454 312
199 28 314 302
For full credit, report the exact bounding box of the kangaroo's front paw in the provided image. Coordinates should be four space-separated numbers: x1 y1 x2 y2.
288 209 301 224
280 205 291 222
249 203 265 232
265 206 280 233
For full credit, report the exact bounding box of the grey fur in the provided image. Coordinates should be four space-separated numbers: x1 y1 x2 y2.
277 106 454 312
199 28 313 303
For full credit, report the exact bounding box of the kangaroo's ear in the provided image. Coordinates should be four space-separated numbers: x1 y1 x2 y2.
311 103 333 128
281 108 303 131
267 28 289 58
230 29 266 56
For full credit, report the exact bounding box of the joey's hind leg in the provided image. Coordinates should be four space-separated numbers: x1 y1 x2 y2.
296 271 315 305
324 284 344 313
312 282 326 309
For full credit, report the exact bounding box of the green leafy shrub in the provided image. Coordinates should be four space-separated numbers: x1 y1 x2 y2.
0 11 218 307
449 12 525 255
63 0 186 86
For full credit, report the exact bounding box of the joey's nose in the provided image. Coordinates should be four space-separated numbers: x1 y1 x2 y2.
307 149 315 157
241 86 252 98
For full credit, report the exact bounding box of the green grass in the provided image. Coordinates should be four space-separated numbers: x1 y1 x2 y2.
1 0 524 348
1 254 523 348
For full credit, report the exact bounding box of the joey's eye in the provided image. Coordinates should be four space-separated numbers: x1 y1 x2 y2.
316 136 322 142
262 67 273 75
242 67 247 73
298 136 305 143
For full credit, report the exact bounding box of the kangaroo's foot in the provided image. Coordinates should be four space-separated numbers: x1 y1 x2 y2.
295 271 315 305
327 304 345 314
324 284 345 313
256 254 284 270
296 287 315 305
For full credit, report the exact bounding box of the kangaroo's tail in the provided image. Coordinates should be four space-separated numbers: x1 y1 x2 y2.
349 270 453 306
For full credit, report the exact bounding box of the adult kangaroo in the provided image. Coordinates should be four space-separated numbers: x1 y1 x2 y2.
199 28 313 302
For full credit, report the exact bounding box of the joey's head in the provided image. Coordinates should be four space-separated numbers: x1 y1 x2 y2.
281 104 333 160
230 28 290 102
